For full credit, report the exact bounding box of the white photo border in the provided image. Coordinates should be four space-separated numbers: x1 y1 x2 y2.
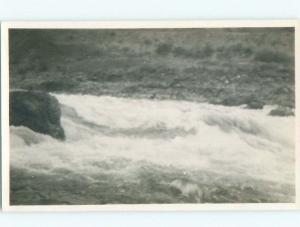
1 20 299 212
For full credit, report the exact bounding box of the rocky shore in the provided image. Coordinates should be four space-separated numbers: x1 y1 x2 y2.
9 28 295 116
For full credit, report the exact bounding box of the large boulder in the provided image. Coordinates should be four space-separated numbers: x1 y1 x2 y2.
10 90 65 140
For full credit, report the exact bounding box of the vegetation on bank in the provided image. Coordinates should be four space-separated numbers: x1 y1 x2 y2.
9 28 295 115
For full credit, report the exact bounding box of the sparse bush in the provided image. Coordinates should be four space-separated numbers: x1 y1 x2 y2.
36 60 49 72
217 43 253 58
156 43 173 56
91 72 123 82
228 43 252 55
172 44 213 59
39 80 76 92
109 31 116 37
144 39 151 45
173 47 190 57
254 49 291 63
201 44 214 57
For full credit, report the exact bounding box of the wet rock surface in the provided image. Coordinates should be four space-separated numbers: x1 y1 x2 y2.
10 90 65 140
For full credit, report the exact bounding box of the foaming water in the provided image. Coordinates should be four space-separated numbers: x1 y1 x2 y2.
10 94 295 204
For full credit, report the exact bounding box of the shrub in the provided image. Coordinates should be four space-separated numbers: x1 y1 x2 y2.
217 43 253 58
156 43 173 56
39 80 76 92
201 44 214 57
173 47 190 57
254 49 291 63
172 44 213 59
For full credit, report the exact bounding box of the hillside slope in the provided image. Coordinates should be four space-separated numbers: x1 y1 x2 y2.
9 28 295 111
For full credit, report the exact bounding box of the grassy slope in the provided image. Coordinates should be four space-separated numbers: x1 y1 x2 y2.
9 28 295 112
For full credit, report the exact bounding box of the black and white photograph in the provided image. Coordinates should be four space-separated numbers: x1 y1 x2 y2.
1 21 299 210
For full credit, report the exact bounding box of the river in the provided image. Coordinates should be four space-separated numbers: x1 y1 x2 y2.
10 94 295 204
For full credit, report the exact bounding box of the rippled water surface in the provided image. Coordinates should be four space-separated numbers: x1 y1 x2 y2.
10 94 295 205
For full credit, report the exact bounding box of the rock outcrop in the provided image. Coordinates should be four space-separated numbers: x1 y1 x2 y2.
10 90 65 140
269 106 294 117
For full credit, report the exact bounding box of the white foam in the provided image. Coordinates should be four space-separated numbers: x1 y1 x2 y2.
10 94 295 185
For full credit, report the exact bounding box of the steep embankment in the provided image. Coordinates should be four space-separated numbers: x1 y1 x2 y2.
9 28 295 114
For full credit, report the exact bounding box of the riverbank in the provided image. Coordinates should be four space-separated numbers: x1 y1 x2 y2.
9 28 295 114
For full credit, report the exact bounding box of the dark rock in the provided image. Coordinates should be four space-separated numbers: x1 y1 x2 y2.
269 106 294 117
219 95 265 109
245 97 265 109
10 90 65 140
219 96 243 106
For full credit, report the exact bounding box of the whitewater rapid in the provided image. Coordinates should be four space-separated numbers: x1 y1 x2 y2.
10 94 295 188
